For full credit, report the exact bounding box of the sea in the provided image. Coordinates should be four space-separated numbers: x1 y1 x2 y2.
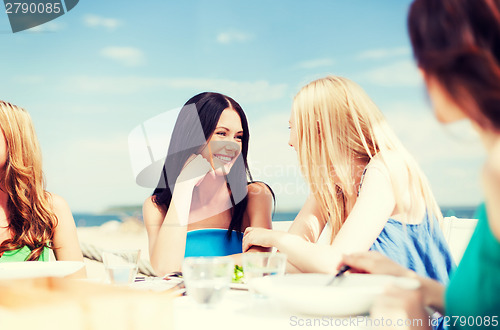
73 206 479 227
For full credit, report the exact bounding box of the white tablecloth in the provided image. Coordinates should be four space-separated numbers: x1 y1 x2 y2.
174 290 369 330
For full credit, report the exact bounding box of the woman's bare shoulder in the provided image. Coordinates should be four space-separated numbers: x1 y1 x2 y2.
248 181 273 193
46 192 70 215
247 182 274 202
45 192 76 228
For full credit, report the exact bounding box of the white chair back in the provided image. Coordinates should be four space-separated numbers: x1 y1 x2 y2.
441 216 478 264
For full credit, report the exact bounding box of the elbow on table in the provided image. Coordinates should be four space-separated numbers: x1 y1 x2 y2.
150 256 182 278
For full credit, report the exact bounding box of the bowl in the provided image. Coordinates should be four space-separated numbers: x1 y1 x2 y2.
252 273 420 316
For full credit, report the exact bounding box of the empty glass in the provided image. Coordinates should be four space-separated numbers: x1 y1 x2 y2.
182 257 234 307
242 252 287 297
102 249 141 285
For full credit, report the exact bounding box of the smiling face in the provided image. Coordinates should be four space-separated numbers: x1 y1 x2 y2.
200 108 243 172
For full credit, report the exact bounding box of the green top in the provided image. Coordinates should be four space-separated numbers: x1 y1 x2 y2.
445 204 500 329
0 245 49 262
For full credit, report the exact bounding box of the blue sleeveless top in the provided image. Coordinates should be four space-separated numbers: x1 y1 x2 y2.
370 215 455 284
357 165 455 283
184 229 243 258
371 217 454 330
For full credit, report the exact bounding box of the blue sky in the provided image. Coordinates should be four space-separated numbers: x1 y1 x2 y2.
0 0 486 212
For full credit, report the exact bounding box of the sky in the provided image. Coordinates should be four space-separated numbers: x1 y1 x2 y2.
0 0 486 213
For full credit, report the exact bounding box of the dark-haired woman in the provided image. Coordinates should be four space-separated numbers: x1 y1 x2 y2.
0 101 84 276
341 0 500 328
143 92 273 276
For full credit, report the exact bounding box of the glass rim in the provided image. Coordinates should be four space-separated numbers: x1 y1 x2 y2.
183 256 234 264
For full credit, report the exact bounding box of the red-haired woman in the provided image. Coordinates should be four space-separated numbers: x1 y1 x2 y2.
0 101 84 276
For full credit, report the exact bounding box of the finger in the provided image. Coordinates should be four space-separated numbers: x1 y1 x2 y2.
243 227 253 236
242 237 251 252
341 253 377 273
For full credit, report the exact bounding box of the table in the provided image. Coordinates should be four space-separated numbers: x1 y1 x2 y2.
174 289 369 330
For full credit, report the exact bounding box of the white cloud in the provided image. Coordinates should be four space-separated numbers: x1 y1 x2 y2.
294 58 335 70
167 78 287 103
100 47 145 67
29 22 65 32
359 60 422 87
216 31 254 44
83 14 121 30
382 102 486 206
357 47 410 60
64 76 288 103
383 102 485 163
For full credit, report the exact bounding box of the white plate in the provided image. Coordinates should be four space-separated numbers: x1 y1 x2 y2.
0 261 85 279
130 278 183 292
252 273 420 316
229 282 248 291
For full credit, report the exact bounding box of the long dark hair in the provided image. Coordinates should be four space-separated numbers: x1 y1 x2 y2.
408 0 500 131
152 92 252 237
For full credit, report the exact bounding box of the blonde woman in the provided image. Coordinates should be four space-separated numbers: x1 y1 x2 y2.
0 101 84 273
243 76 453 283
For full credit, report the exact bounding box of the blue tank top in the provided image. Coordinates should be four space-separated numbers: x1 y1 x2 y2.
370 216 455 284
358 164 455 283
371 216 455 330
184 228 243 258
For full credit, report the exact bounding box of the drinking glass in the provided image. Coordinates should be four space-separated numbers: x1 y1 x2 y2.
102 249 140 285
242 252 287 297
182 257 234 307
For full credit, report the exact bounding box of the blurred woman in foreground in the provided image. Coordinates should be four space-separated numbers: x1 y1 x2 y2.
342 0 500 328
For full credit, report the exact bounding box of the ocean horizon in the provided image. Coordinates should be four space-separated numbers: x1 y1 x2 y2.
73 205 479 227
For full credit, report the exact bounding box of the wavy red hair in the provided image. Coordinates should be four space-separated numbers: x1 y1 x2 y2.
0 101 57 261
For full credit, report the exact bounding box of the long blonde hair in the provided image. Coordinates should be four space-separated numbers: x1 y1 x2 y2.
293 76 441 239
0 101 57 261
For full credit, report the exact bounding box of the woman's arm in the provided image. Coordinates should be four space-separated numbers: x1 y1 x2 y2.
288 193 328 242
50 193 86 278
144 155 212 276
143 183 192 277
245 182 274 250
227 182 274 266
242 193 328 271
243 163 398 273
